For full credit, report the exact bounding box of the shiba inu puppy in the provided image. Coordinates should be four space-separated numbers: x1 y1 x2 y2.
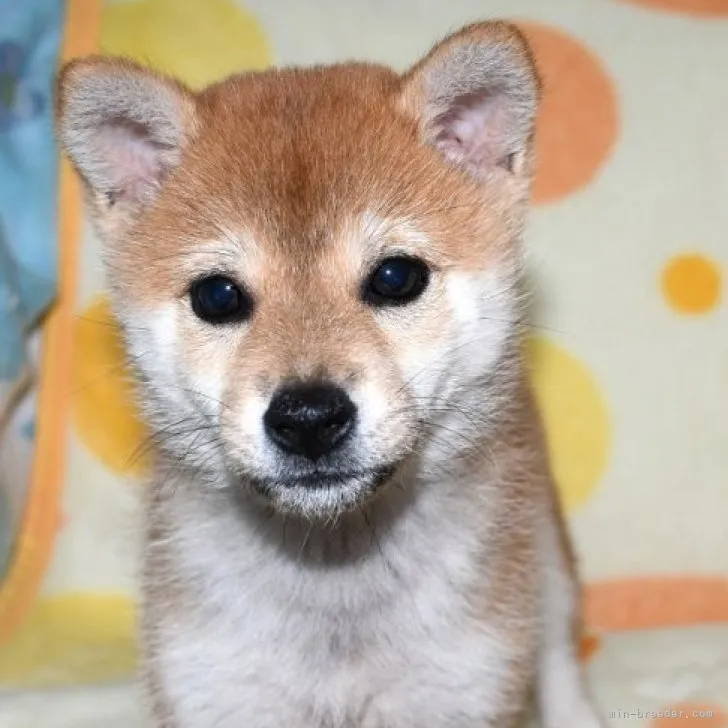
57 20 604 728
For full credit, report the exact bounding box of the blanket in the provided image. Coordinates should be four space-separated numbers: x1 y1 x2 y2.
0 0 726 724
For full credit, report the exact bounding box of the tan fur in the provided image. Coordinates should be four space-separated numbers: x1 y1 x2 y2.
57 21 603 728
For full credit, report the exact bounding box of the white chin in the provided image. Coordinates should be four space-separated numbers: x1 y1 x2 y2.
254 467 397 518
268 479 373 518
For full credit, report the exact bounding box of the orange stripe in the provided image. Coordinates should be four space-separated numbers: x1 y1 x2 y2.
0 0 102 645
585 576 728 632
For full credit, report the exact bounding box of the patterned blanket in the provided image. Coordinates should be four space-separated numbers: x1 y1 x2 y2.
0 1 726 725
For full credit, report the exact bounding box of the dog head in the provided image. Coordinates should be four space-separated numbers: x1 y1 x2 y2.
57 22 540 519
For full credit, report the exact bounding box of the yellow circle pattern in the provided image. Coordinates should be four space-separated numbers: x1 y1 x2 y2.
71 295 150 477
661 253 722 315
0 594 137 687
526 336 611 513
101 0 273 88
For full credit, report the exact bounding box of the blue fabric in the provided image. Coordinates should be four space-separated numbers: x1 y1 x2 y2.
0 0 64 380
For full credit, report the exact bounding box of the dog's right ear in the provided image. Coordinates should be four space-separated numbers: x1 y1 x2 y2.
56 57 198 229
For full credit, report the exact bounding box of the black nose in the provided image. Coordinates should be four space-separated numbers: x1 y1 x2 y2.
263 382 356 460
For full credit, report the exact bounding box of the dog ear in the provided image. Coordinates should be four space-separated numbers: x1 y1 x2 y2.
56 57 198 217
399 21 540 182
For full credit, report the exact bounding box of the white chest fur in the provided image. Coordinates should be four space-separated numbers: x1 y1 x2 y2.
145 475 534 728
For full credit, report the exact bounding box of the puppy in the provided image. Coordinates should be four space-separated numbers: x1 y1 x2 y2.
57 21 604 728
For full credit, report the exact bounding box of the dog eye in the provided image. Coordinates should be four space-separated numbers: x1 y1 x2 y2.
363 257 430 306
190 276 253 324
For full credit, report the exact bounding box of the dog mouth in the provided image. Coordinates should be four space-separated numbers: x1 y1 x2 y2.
250 464 396 493
244 464 399 515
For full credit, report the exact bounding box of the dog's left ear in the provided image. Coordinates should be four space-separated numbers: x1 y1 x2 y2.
399 21 540 182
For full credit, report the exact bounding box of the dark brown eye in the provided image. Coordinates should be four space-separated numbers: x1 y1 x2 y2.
363 257 430 307
190 276 253 324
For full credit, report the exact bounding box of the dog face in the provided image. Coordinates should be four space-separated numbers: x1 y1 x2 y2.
57 22 539 518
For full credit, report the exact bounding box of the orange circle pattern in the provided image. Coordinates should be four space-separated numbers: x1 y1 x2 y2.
619 0 728 17
519 22 619 204
585 577 728 631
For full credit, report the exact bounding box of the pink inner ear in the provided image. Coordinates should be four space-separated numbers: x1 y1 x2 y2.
95 119 167 201
433 92 510 173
